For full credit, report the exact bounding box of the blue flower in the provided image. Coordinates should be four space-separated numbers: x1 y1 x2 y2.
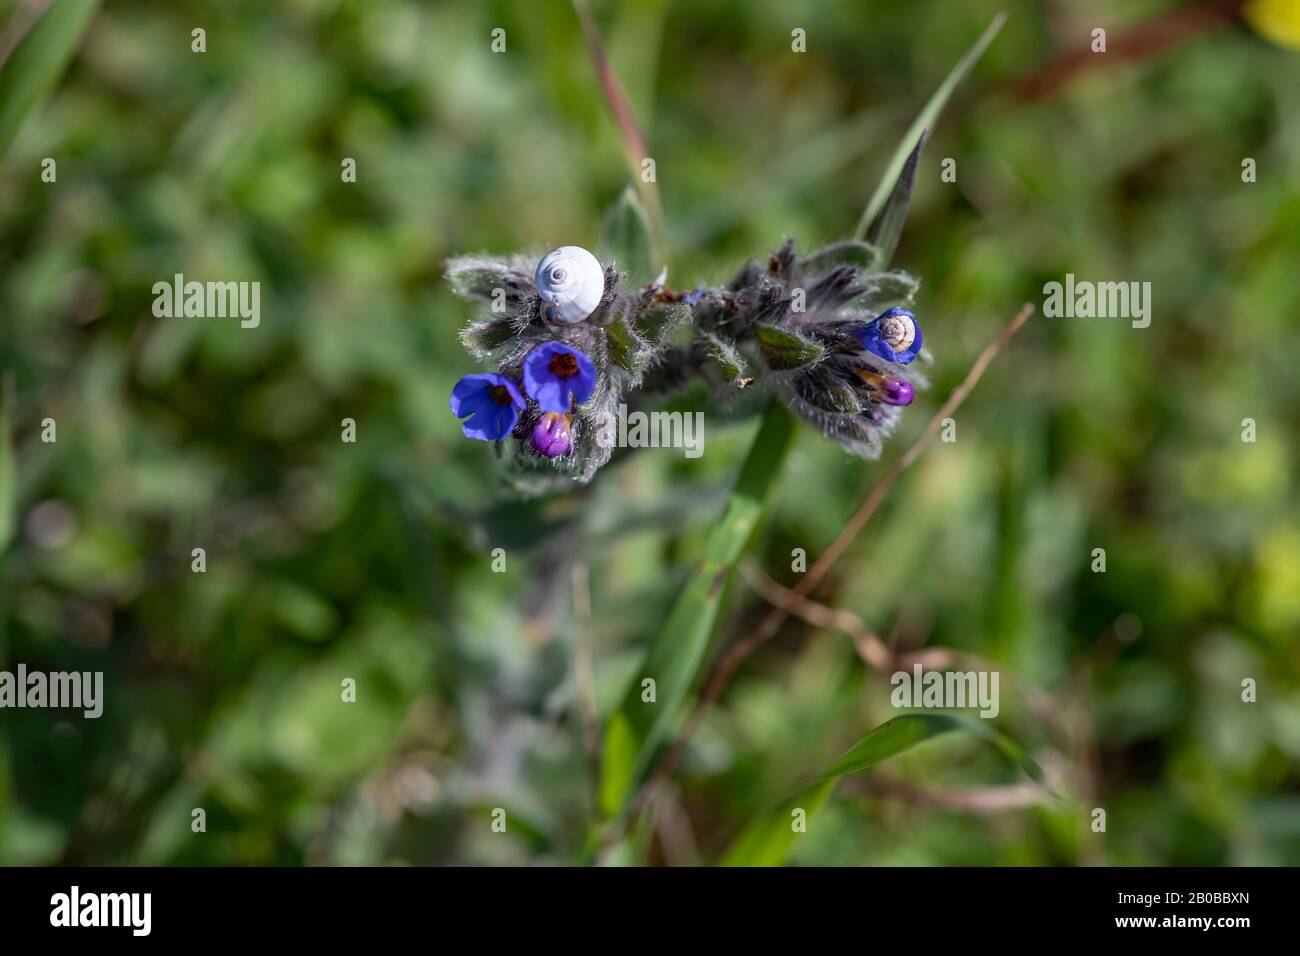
523 342 596 413
449 373 525 440
856 308 922 365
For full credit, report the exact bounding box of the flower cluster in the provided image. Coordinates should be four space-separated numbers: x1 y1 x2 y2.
449 341 596 459
445 235 926 490
444 247 688 491
679 237 927 459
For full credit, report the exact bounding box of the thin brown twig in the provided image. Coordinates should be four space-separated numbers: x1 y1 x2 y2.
739 559 891 671
632 303 1037 817
742 559 1062 731
571 0 666 261
1008 0 1248 102
646 781 700 866
892 647 1060 731
847 776 1048 815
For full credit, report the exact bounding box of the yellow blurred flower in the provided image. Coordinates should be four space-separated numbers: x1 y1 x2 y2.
1248 526 1300 637
1246 0 1300 49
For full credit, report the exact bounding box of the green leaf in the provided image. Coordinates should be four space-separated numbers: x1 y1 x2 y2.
635 300 687 347
600 185 658 286
605 308 662 377
0 377 14 554
797 239 881 275
853 12 1005 245
599 403 797 817
444 255 530 303
605 316 643 373
0 0 102 160
799 364 862 415
458 316 518 356
720 713 1043 866
753 323 826 370
855 270 922 312
719 780 835 868
700 331 749 384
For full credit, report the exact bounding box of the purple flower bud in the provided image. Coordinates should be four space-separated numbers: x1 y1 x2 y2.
877 375 914 406
531 412 573 458
850 367 914 406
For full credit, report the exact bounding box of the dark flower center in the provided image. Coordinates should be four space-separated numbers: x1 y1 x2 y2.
488 384 514 406
550 352 579 378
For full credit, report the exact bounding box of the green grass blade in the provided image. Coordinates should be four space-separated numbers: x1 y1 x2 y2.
598 710 638 817
720 713 1043 866
853 12 1005 241
0 377 14 553
809 712 970 782
864 130 925 271
0 0 102 159
599 402 797 817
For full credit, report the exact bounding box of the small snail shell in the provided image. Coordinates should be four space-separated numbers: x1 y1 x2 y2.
877 310 917 352
535 246 605 323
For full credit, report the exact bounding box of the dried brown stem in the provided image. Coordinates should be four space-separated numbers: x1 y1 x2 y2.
646 781 700 866
1009 0 1248 102
571 0 666 261
739 560 891 671
847 777 1048 815
742 560 1062 730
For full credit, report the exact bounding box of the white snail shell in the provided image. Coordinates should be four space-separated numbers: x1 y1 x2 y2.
878 311 917 352
535 246 605 323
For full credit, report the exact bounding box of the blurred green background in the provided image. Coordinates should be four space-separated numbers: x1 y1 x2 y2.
1 0 1298 865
